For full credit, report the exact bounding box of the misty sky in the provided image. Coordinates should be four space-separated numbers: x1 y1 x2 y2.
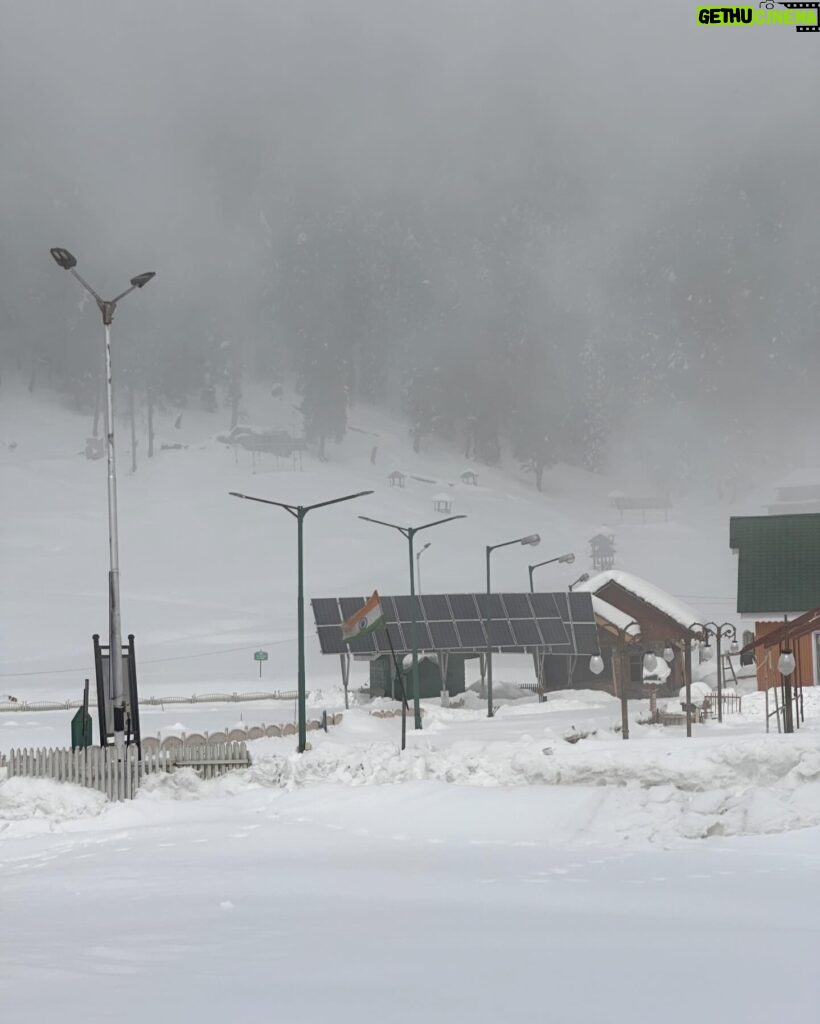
1 1 818 480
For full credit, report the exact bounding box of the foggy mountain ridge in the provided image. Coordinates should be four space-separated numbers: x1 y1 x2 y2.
1 1 818 490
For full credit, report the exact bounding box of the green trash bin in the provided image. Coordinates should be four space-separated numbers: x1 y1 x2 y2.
71 707 93 749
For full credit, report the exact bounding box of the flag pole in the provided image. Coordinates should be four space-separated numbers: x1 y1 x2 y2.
383 624 408 752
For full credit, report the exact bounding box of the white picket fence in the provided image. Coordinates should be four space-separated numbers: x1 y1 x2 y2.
5 741 251 801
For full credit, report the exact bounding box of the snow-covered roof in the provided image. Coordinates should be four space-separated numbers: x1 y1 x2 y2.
591 596 641 638
402 652 439 670
575 570 701 631
432 492 453 503
773 467 820 489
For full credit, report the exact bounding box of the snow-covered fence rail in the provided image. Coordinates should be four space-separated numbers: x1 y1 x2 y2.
7 745 141 800
0 690 300 714
140 742 251 781
6 741 253 800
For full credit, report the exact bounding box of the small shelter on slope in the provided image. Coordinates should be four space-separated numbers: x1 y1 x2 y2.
460 469 479 486
432 492 453 514
589 533 616 571
388 470 406 488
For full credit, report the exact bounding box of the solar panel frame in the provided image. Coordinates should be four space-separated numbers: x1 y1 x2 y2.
421 595 451 620
510 619 542 647
338 597 367 621
486 620 515 647
568 592 596 622
455 620 487 647
312 593 597 657
537 618 570 646
476 593 505 619
448 594 480 619
530 593 562 618
571 623 600 655
429 621 459 649
312 598 342 626
394 596 423 621
500 593 532 618
316 625 346 654
399 621 433 650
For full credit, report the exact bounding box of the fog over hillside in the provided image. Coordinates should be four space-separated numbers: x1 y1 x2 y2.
1 1 818 489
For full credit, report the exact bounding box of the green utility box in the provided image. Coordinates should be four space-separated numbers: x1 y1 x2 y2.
71 707 93 749
369 653 467 700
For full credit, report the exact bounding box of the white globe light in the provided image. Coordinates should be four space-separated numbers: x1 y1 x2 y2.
589 654 605 676
778 650 796 677
643 652 658 673
701 645 713 662
729 639 739 655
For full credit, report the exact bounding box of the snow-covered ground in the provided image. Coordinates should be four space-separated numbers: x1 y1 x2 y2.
2 386 819 1022
3 695 820 1023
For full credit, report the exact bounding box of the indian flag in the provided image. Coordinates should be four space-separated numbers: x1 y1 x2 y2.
342 591 385 642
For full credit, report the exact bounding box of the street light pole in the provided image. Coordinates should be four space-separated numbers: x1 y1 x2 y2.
528 552 575 592
49 248 155 753
612 620 641 740
230 489 373 753
416 542 431 594
485 533 540 718
359 515 466 729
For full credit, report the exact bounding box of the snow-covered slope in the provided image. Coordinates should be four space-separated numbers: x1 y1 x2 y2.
1 383 741 699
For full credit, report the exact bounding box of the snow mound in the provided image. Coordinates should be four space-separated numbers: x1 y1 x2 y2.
231 734 820 841
137 767 251 801
0 777 107 821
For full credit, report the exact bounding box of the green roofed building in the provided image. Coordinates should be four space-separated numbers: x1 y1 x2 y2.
729 513 820 689
729 514 820 615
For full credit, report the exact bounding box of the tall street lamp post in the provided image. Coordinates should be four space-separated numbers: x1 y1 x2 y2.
485 533 540 718
688 621 737 724
49 247 155 753
359 515 465 729
527 552 575 592
230 489 373 753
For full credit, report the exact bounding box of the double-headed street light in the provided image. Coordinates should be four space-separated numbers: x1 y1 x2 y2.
485 533 540 718
528 552 575 592
688 621 737 723
359 515 466 729
230 489 373 753
50 247 155 752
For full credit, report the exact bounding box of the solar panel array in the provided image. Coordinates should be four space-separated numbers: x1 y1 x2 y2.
311 592 600 658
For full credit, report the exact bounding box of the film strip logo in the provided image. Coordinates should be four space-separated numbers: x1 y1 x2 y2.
777 3 820 31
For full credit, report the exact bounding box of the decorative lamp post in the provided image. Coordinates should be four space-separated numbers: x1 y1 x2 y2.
688 621 737 724
779 648 796 733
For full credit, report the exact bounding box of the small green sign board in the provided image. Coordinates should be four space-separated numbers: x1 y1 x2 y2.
71 707 93 749
254 650 269 662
